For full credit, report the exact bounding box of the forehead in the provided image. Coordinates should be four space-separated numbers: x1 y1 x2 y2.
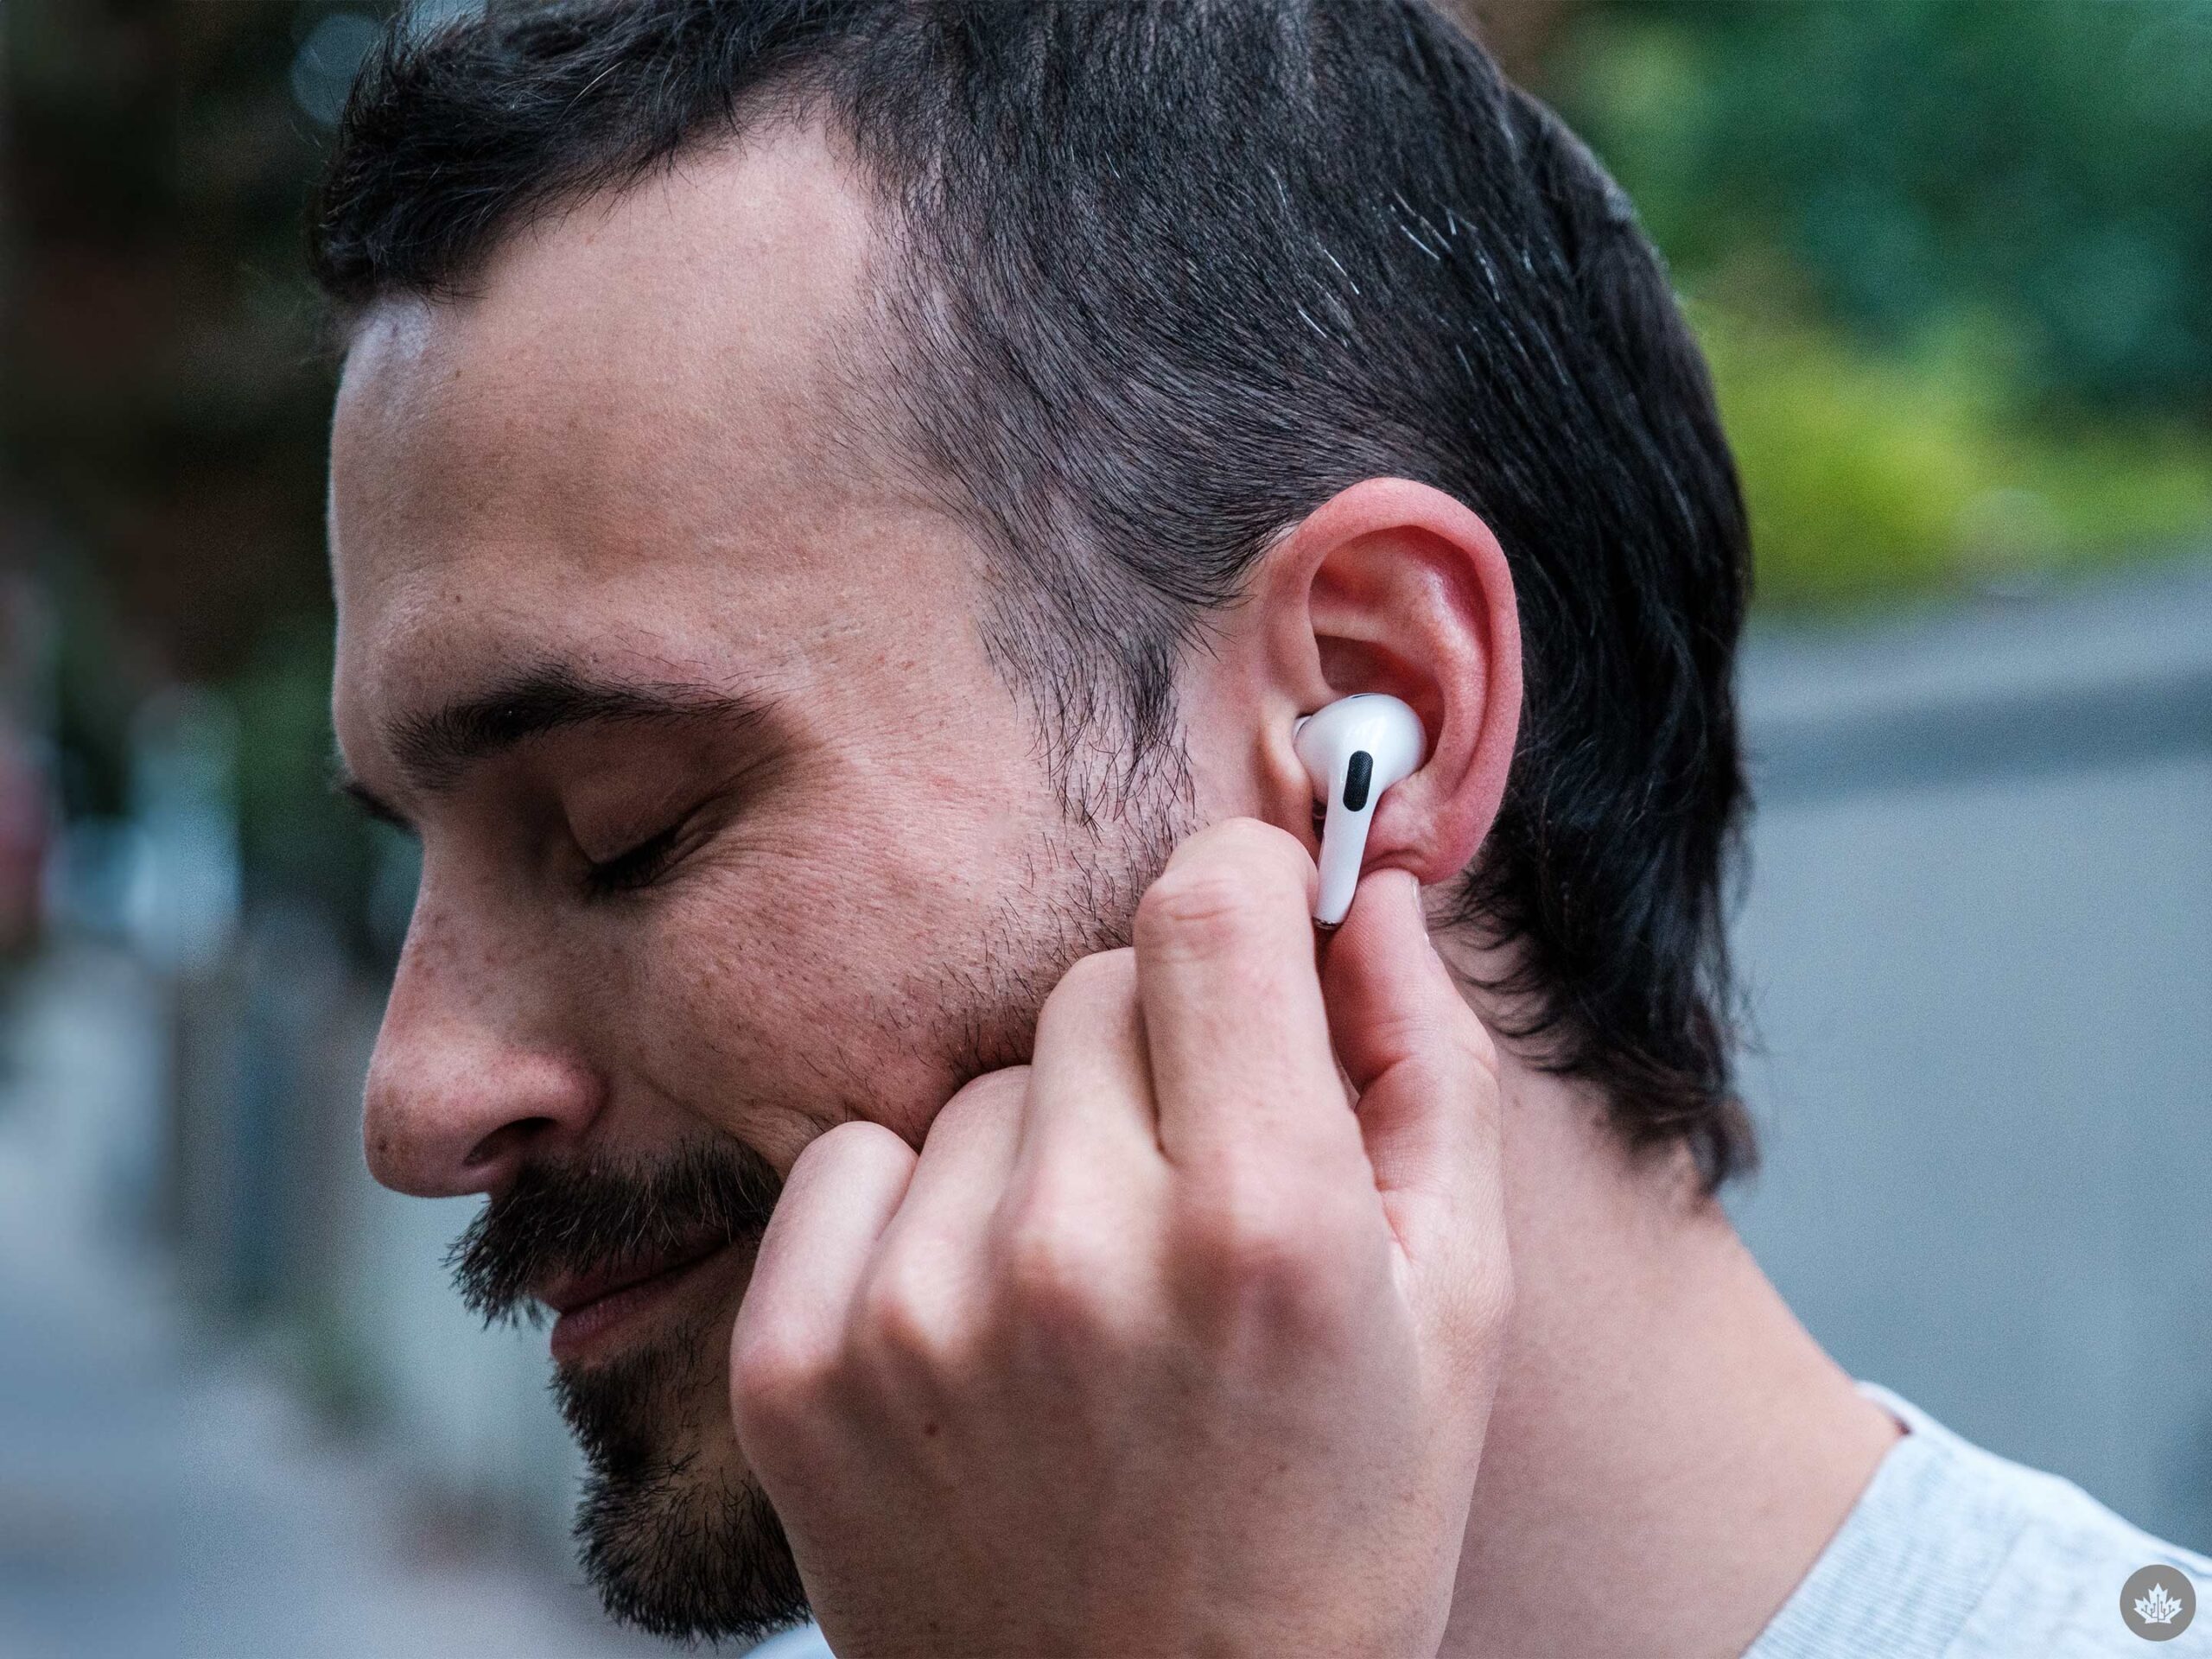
328 124 955 749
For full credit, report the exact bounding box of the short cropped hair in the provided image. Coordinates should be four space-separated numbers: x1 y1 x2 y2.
312 0 1758 1188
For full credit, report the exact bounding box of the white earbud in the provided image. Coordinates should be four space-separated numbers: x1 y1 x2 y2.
1291 693 1426 928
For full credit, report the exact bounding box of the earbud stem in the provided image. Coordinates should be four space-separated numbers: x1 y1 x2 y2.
1313 748 1375 927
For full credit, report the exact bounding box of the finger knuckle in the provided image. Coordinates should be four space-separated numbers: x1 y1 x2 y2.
728 1319 836 1433
852 1255 963 1381
1174 1177 1327 1309
1137 863 1278 957
920 1071 1027 1169
1364 1000 1445 1065
998 1212 1115 1339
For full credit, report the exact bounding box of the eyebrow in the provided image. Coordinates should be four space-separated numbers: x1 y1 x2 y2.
335 662 776 819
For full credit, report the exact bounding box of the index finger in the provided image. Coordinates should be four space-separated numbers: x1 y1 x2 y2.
1132 818 1362 1174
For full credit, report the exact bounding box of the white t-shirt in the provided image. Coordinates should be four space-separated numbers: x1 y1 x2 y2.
747 1382 2210 1658
1745 1382 2209 1656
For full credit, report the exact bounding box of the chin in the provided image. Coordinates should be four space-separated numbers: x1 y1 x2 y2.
554 1304 810 1643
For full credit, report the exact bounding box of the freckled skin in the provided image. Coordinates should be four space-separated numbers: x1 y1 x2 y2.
331 128 1202 1538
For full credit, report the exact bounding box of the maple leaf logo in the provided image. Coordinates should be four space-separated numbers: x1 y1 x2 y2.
2135 1581 2185 1626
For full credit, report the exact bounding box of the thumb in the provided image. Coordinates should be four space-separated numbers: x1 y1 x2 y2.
1320 868 1507 1300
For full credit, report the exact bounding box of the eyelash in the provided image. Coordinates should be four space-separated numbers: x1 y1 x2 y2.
581 823 687 898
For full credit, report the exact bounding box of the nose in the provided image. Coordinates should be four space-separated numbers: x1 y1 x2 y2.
362 897 602 1198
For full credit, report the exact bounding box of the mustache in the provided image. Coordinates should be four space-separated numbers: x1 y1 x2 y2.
447 1139 785 1327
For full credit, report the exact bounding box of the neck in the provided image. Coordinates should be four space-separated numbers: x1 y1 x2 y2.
1438 1063 1901 1659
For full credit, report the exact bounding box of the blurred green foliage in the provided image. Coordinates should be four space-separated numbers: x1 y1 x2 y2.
1549 0 2212 609
1698 303 2212 608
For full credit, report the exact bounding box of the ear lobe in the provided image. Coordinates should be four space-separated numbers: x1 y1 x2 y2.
1268 477 1522 887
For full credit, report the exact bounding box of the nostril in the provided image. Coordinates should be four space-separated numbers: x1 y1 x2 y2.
461 1115 562 1174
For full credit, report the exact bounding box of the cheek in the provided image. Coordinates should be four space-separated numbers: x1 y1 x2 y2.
601 797 1023 1159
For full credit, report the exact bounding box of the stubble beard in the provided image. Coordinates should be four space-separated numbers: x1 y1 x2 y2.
520 744 1194 1643
555 1279 806 1643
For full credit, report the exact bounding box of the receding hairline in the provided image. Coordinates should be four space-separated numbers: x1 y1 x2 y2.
329 103 883 321
319 23 878 315
329 111 940 518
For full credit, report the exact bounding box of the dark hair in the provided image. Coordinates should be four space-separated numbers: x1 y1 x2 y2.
312 0 1758 1189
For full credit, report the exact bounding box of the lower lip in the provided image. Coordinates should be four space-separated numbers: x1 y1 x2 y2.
548 1244 736 1365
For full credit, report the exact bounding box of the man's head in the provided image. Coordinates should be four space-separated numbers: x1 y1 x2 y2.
317 0 1751 1642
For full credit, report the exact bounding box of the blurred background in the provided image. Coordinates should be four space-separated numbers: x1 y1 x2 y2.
2 0 2208 1654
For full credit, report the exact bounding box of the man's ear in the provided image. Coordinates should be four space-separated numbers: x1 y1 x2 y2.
1248 476 1522 886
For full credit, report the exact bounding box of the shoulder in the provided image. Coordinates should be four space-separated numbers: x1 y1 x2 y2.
1937 1432 2208 1658
1751 1385 2209 1659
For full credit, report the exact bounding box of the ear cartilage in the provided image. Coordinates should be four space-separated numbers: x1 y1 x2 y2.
1291 693 1426 928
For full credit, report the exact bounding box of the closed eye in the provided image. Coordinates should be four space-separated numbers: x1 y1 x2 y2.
334 766 415 836
582 823 689 897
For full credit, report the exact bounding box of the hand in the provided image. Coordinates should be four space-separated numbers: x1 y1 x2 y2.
729 818 1512 1659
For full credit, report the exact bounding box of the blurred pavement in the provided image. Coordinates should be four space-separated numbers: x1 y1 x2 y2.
1731 557 2212 1552
0 945 664 1659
